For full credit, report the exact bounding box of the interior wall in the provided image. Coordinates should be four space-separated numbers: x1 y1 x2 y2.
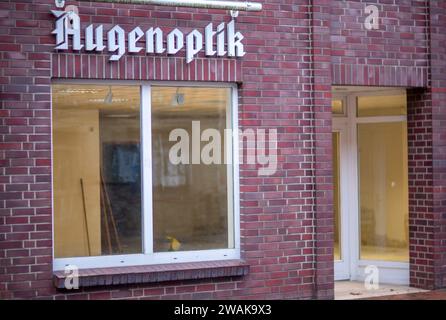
358 122 409 249
53 109 102 258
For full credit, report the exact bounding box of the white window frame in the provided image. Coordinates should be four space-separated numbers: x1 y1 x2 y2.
52 80 240 271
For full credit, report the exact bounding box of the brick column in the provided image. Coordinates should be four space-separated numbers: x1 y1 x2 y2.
310 0 334 299
407 88 434 289
0 0 54 298
429 0 446 290
408 0 446 290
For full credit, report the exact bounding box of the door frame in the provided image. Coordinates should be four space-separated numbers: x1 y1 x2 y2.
333 119 351 281
333 88 410 285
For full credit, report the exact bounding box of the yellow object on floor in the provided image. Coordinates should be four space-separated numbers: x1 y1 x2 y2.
166 236 181 251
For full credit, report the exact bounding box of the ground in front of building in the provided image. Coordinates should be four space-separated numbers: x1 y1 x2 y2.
335 281 428 300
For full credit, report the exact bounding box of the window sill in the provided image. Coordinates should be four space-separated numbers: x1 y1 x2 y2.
53 259 249 289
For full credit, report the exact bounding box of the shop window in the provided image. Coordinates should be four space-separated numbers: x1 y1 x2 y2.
52 85 142 258
52 83 238 270
151 87 233 252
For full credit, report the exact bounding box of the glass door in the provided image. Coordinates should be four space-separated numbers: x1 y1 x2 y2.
353 93 410 284
333 89 410 285
333 96 350 280
357 122 409 263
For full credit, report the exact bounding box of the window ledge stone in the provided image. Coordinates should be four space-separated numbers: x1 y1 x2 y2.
53 259 249 289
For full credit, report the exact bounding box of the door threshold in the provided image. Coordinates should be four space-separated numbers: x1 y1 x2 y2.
334 281 428 300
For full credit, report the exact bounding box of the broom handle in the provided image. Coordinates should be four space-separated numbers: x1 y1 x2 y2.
80 178 91 256
100 172 123 253
100 182 113 254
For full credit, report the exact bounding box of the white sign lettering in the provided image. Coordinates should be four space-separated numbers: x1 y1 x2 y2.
364 5 380 30
51 9 246 63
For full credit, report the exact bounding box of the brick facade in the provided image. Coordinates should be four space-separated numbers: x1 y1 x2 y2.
429 0 446 290
0 0 445 299
406 0 446 290
330 0 430 87
311 0 334 299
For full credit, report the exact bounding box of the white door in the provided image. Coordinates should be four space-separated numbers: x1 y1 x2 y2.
333 88 410 285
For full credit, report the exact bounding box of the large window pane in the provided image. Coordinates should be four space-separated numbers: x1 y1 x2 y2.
358 122 409 262
151 86 233 252
52 84 142 258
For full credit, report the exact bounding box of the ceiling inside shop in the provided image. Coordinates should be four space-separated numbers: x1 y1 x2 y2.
52 84 229 118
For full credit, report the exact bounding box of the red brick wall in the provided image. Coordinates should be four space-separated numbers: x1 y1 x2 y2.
329 0 446 291
429 0 446 290
407 87 434 289
406 0 446 290
1 0 445 300
0 0 327 300
311 0 334 299
330 0 429 87
52 54 242 82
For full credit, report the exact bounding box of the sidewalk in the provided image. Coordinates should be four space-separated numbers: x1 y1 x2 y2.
366 290 446 300
335 281 427 300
